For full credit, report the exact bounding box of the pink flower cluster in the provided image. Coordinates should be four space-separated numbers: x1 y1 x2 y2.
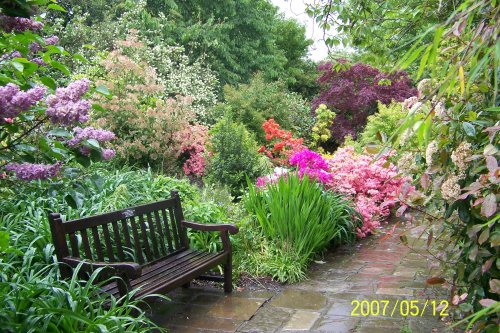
289 149 332 183
67 126 116 147
256 168 288 188
0 83 46 119
325 146 413 237
0 15 44 32
174 124 208 176
5 162 61 181
45 79 91 125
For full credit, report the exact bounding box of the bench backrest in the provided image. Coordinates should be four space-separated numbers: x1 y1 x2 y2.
49 191 189 275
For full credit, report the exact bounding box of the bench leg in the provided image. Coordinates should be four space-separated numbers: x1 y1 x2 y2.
182 281 191 289
223 262 232 293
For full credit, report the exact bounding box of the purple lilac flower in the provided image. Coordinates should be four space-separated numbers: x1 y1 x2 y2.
79 146 91 156
0 15 44 32
5 162 61 181
102 149 116 160
67 126 116 147
45 79 92 125
0 83 47 118
31 57 46 66
0 51 23 62
29 42 41 53
44 36 59 45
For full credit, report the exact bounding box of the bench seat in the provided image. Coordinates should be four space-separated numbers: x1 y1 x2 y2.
49 191 238 299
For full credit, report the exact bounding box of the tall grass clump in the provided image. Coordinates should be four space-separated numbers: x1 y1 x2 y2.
244 173 360 282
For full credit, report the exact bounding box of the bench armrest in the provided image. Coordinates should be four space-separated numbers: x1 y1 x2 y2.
181 221 239 235
62 256 142 279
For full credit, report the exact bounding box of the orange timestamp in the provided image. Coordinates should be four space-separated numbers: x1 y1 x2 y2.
351 299 449 317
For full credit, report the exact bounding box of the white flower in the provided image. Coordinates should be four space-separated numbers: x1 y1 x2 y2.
397 152 417 174
451 142 472 177
434 102 446 118
441 175 461 201
426 140 439 168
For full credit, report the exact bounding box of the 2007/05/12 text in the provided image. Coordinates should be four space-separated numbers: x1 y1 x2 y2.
351 300 449 317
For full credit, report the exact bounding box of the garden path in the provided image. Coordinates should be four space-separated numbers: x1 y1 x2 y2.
149 218 452 332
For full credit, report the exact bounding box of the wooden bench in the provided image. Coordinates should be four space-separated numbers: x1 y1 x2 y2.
48 191 239 298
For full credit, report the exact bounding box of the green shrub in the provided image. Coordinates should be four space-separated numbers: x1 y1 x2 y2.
205 117 266 197
244 173 360 282
359 101 408 145
208 73 313 142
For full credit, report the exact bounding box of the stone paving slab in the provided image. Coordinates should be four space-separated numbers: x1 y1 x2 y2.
148 220 453 332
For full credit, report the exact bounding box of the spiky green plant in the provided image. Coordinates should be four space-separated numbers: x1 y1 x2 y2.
245 173 360 275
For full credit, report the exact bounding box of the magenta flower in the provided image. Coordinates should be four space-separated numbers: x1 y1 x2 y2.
5 162 61 181
289 149 332 183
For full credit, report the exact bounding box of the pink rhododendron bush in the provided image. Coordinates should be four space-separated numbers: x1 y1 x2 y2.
257 147 413 238
325 146 413 237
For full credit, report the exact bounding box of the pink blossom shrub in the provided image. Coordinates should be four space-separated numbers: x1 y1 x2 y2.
325 146 413 237
174 124 209 176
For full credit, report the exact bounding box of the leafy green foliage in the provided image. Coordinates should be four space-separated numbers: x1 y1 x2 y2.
306 0 460 67
47 0 315 96
380 0 499 328
311 104 336 152
360 101 408 145
205 117 265 197
244 174 360 282
209 73 313 143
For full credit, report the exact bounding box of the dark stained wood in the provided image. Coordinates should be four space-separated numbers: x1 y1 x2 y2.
68 232 80 257
138 214 153 261
161 209 174 252
111 221 125 261
48 193 239 300
91 226 104 261
146 212 160 258
153 210 167 255
121 218 132 250
102 224 115 261
168 207 180 249
129 216 145 264
80 229 93 259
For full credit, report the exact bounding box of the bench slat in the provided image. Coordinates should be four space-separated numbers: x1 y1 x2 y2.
138 214 153 262
132 250 206 285
153 210 168 256
146 212 160 258
102 224 115 262
121 218 132 252
80 229 93 259
129 216 145 264
69 232 80 258
91 226 104 261
111 221 125 261
161 209 174 252
168 208 181 249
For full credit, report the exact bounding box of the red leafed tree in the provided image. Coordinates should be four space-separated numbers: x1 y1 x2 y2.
312 60 417 145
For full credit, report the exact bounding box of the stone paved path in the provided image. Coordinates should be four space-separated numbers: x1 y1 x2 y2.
148 220 452 332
